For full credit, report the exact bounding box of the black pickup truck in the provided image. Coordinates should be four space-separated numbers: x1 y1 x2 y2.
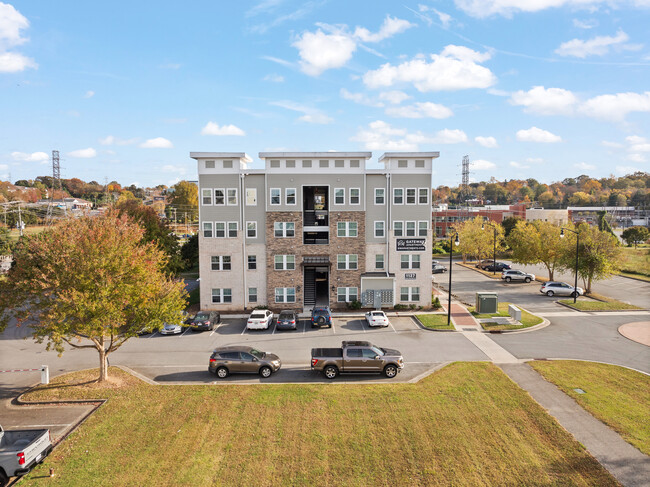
311 341 404 379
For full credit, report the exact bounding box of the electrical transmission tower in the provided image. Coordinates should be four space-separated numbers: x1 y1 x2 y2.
46 150 62 224
461 155 470 202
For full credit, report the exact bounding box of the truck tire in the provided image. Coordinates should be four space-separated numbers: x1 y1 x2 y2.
259 366 272 378
216 366 229 378
525 277 531 283
323 365 338 379
318 316 325 326
0 469 8 487
384 364 398 378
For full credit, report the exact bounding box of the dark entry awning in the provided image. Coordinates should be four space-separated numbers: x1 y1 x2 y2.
302 255 330 266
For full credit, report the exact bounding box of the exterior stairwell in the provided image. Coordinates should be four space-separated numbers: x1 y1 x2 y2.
303 268 316 307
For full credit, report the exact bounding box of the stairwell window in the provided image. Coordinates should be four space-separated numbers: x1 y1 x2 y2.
334 188 345 205
350 188 360 205
270 188 281 205
406 188 416 205
215 222 225 238
246 222 257 238
248 255 257 270
393 188 403 205
248 287 258 303
246 188 257 206
406 221 416 237
418 221 428 237
337 287 358 302
228 222 238 238
337 254 358 270
375 188 385 205
374 221 385 238
286 188 296 205
227 188 237 205
375 254 384 270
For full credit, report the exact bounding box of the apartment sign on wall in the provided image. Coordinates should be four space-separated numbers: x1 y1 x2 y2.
396 239 426 251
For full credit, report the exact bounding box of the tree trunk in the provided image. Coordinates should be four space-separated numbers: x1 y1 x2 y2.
98 336 108 382
586 274 593 294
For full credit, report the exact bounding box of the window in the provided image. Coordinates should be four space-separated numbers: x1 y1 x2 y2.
337 254 358 270
418 221 428 237
211 256 231 271
205 160 215 169
406 221 416 237
374 221 385 238
393 188 403 205
215 222 225 238
274 255 295 270
400 254 420 269
286 160 295 168
350 160 360 168
228 222 238 238
275 287 296 303
270 188 281 205
270 160 280 168
394 221 403 237
285 188 296 205
335 159 344 168
398 159 408 168
274 222 295 238
302 160 312 168
248 255 257 270
415 159 425 168
248 287 258 303
334 188 345 205
376 254 384 270
350 188 360 205
246 222 257 238
319 160 329 168
400 287 420 302
337 222 357 237
418 188 429 205
202 222 213 238
375 188 385 205
214 189 225 205
246 188 257 206
223 160 233 169
227 188 237 206
201 188 212 206
212 288 232 304
337 287 358 302
406 188 416 205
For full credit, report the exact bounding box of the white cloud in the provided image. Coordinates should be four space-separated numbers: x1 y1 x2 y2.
83 90 94 98
625 135 646 144
351 120 431 151
270 100 333 124
509 161 530 169
11 151 48 163
378 90 410 104
580 91 650 121
293 28 357 76
263 73 284 82
353 15 414 43
516 127 562 143
363 45 495 92
0 51 36 72
385 101 453 119
201 122 246 136
601 140 624 148
99 135 138 146
475 136 498 148
159 63 181 70
555 30 637 58
510 86 578 115
261 55 294 68
471 159 496 170
433 128 468 144
573 18 598 29
0 3 36 72
140 137 173 149
68 148 97 158
615 165 639 175
453 0 620 18
526 157 544 163
340 88 383 107
627 153 647 162
161 165 187 174
574 162 596 170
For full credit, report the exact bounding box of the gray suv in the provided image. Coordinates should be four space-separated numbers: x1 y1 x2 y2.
501 269 535 283
209 346 281 379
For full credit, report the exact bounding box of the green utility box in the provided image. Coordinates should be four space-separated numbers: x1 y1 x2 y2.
476 292 498 314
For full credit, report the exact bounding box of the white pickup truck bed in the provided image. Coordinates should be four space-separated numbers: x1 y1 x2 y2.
0 425 52 486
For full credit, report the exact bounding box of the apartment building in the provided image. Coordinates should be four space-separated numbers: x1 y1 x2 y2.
191 151 437 312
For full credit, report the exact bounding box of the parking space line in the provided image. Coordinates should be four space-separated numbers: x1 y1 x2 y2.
147 332 158 339
240 325 247 336
359 319 367 333
388 321 397 333
209 323 222 337
302 320 306 334
272 322 277 335
181 328 191 337
331 321 336 334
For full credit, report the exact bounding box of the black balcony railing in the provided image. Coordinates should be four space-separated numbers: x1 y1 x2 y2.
303 210 329 227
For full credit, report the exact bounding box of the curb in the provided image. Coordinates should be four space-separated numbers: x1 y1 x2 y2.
479 317 551 334
556 300 646 313
411 314 457 332
613 273 650 283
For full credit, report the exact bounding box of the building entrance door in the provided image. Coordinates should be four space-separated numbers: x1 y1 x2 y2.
303 266 329 308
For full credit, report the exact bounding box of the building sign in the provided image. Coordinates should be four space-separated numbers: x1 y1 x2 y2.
404 273 416 280
396 238 426 251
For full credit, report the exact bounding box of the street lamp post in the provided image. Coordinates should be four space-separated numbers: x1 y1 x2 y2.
560 227 580 304
447 232 460 326
481 222 497 275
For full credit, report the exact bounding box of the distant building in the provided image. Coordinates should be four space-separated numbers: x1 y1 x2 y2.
526 208 569 226
568 206 637 227
36 198 92 210
432 203 526 237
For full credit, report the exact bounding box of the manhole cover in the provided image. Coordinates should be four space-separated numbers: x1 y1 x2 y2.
573 388 586 394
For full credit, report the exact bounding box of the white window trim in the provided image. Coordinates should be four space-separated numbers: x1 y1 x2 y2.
215 221 226 238
349 188 361 205
274 222 295 238
275 287 296 303
246 221 257 239
393 188 404 205
248 287 258 302
211 255 232 271
270 188 281 206
405 221 416 237
418 221 428 237
285 188 297 206
211 288 232 304
246 188 257 206
400 287 420 302
247 255 257 270
201 188 213 206
214 188 225 206
400 254 421 270
337 254 358 270
418 188 429 205
337 221 358 238
375 254 384 270
374 188 385 205
334 188 345 205
274 255 296 271
393 221 403 237
227 221 238 238
226 188 238 206
337 287 358 302
405 188 417 205
374 221 385 238
202 221 213 238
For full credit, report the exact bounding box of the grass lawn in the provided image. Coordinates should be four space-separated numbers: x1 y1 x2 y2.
530 360 650 456
20 363 616 487
416 313 454 330
178 263 199 279
186 286 200 308
467 302 543 331
616 247 650 281
559 293 643 311
8 225 47 241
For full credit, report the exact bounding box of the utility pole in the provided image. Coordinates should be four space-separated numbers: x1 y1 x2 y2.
18 205 23 237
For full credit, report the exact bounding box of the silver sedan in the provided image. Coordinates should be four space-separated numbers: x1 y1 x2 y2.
159 322 184 335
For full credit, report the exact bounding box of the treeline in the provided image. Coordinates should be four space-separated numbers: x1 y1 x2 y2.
434 172 650 207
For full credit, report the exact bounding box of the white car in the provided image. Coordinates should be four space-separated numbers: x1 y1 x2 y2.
501 270 535 283
365 310 390 327
540 281 584 297
159 322 183 335
247 309 274 330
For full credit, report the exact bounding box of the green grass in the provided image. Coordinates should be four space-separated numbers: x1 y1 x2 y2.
616 247 650 279
416 314 455 330
186 286 200 308
531 360 650 456
559 294 642 311
467 302 543 331
20 363 616 487
178 263 199 279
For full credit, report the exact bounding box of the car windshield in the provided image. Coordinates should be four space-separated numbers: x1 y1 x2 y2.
279 312 293 319
194 313 209 320
250 349 265 359
371 312 384 317
372 346 385 356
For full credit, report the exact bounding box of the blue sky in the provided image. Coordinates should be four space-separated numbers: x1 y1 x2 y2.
1 0 649 188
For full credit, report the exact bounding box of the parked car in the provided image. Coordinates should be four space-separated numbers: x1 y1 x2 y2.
311 307 332 328
188 311 221 332
137 326 158 336
482 262 511 272
209 346 281 378
475 259 493 268
540 281 584 297
159 322 184 335
0 425 52 487
311 341 404 379
432 264 448 274
276 310 298 331
501 269 535 283
365 310 389 327
247 309 274 330
432 260 440 266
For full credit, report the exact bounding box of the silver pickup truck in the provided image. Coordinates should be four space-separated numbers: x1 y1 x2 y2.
311 341 404 379
0 425 52 487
